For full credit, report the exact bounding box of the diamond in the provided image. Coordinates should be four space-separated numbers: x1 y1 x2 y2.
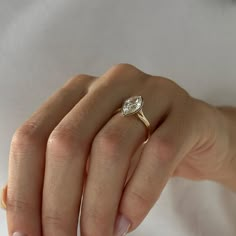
122 96 143 116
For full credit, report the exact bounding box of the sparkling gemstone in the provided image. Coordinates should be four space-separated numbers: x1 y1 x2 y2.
122 96 143 116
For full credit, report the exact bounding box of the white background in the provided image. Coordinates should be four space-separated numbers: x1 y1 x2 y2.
0 0 236 235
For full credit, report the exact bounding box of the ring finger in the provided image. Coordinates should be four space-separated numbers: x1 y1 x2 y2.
80 79 171 236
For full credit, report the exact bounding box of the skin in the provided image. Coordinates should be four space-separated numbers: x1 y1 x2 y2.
2 64 236 235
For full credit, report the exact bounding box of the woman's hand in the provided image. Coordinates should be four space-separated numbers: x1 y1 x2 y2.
2 64 235 236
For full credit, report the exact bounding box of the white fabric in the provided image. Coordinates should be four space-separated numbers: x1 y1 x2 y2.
0 0 236 235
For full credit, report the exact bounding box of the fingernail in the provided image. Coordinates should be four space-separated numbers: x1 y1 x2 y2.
13 233 27 236
114 214 131 236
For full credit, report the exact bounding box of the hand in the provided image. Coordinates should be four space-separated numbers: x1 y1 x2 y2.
2 64 234 236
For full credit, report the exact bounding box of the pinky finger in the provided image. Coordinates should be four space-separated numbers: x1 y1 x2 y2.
116 119 190 234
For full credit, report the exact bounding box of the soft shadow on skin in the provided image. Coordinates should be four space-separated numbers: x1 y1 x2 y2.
168 178 233 236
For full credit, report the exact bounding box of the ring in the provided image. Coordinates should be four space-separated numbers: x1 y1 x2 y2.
0 185 7 210
114 96 151 144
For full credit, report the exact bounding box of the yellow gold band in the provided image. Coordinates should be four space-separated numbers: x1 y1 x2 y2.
136 109 151 144
0 185 7 210
114 107 151 144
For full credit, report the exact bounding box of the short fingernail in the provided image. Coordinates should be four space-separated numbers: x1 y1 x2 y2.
13 232 27 236
114 214 131 236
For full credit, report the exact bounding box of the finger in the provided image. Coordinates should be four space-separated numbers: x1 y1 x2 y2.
119 108 194 234
80 78 172 236
42 64 149 235
125 143 145 186
7 75 94 236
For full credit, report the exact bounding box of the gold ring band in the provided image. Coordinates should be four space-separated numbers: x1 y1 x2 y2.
0 185 7 210
114 96 151 144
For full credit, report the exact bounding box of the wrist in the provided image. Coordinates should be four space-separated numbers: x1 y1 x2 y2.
215 106 236 191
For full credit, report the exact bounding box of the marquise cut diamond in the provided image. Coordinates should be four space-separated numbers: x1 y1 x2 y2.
122 96 143 116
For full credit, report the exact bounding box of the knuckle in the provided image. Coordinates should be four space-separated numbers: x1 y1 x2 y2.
148 135 176 163
61 74 95 97
47 126 87 159
122 189 154 229
100 64 149 89
127 188 151 211
81 209 108 236
42 201 80 234
68 74 94 83
43 214 65 227
156 76 176 87
7 197 35 213
43 214 63 227
11 121 41 153
93 128 124 157
108 63 147 79
111 63 137 71
48 127 76 150
42 212 76 233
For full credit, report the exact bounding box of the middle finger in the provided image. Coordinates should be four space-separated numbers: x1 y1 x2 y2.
80 78 171 236
42 64 148 235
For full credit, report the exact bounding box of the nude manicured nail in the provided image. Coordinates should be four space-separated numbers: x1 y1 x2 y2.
13 232 27 236
114 214 131 236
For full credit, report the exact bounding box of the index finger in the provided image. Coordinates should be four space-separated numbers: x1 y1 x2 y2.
6 75 94 236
